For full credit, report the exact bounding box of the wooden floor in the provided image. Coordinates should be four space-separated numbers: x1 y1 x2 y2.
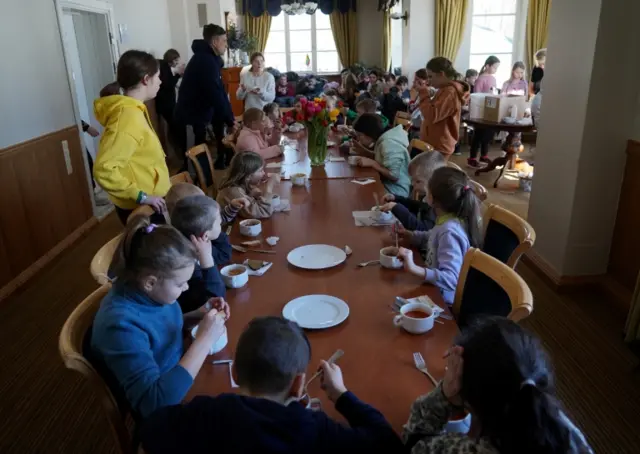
1 143 640 453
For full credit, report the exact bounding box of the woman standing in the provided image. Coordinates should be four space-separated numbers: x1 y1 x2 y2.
156 49 184 153
236 52 275 111
94 50 169 224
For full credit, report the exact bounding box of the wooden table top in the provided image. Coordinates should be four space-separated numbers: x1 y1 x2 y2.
465 117 536 132
264 130 379 180
187 178 459 432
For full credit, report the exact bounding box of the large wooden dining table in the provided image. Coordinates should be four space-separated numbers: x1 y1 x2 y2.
188 171 459 432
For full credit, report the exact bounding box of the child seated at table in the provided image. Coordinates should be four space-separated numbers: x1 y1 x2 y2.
217 151 280 219
139 316 404 454
275 74 295 107
235 108 284 160
381 76 410 125
263 103 283 147
404 317 593 454
397 167 481 305
352 113 411 198
90 214 229 419
170 195 229 314
380 151 445 231
367 70 384 99
345 98 389 128
165 183 247 266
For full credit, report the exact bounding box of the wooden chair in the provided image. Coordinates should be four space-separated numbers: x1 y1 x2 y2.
221 134 237 153
169 171 193 185
126 206 154 224
393 112 412 130
453 248 534 327
446 160 463 172
482 204 536 268
408 138 433 154
90 235 122 285
59 285 135 454
469 179 488 202
186 144 216 196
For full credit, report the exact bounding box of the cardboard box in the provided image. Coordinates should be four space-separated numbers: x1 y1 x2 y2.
483 95 528 122
468 93 489 120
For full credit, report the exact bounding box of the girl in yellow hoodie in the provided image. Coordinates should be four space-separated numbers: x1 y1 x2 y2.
94 50 170 224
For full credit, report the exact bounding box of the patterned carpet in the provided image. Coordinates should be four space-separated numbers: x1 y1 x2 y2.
0 212 639 453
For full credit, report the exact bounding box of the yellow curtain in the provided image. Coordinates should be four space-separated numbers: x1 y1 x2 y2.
381 10 391 70
329 10 358 68
244 13 272 53
625 276 640 344
526 0 552 70
435 0 468 62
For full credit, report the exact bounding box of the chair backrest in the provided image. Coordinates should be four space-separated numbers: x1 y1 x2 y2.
169 171 193 185
408 138 433 154
482 204 536 268
453 248 533 327
469 179 488 202
446 160 463 171
396 110 411 120
90 235 122 285
221 134 237 153
394 112 412 130
186 144 215 195
126 206 154 224
59 285 134 454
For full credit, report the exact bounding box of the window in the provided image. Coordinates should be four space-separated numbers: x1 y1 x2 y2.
264 12 340 74
469 0 518 87
390 1 403 71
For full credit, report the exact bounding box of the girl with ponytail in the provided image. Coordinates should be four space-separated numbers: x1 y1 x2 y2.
397 167 480 305
91 215 229 419
404 317 593 454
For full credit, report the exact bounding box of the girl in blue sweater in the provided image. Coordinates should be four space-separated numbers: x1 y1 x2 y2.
398 167 482 304
91 215 230 418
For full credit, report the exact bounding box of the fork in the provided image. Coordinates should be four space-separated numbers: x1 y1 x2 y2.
413 352 438 386
231 244 277 255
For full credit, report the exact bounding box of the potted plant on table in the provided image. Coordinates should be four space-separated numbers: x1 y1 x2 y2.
284 98 342 166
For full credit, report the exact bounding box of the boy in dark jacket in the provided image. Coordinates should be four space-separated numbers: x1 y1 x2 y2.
381 76 409 124
140 316 404 454
174 24 236 170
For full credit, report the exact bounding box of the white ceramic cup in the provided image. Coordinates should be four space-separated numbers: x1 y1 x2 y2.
191 325 228 355
348 156 358 166
379 246 402 269
271 194 281 209
371 207 394 223
445 412 472 434
291 173 307 187
220 264 249 289
393 302 435 334
239 219 262 237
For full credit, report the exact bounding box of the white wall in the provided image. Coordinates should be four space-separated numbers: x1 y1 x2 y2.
402 0 435 78
0 0 76 149
109 0 173 57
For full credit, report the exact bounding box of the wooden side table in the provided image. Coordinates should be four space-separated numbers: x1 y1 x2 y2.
222 66 244 117
465 118 535 188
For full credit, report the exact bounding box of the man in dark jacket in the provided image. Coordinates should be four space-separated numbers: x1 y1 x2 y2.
175 24 236 170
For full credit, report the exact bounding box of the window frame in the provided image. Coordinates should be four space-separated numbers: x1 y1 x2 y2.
264 12 341 75
467 0 527 86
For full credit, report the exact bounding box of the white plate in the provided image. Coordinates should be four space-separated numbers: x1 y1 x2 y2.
287 244 347 270
283 295 350 329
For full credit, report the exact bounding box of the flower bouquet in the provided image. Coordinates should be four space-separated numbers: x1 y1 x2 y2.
284 97 341 166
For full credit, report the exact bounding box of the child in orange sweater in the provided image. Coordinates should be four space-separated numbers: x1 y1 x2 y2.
418 57 469 159
235 108 284 160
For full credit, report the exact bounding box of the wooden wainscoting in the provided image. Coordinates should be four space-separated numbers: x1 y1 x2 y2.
608 139 640 302
0 126 94 298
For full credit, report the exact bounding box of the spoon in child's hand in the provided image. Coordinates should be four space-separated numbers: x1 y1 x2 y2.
373 193 380 211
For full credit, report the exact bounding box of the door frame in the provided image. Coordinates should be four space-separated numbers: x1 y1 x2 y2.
54 0 119 218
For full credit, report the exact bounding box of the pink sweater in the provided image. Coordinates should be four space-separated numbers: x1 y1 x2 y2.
235 127 282 160
474 74 497 94
501 79 528 95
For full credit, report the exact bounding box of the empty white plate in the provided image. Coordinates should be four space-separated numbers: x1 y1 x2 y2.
283 295 350 329
287 244 347 270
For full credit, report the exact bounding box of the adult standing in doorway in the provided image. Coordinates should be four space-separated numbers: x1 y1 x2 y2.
94 50 169 225
236 52 275 111
156 49 184 157
175 24 236 170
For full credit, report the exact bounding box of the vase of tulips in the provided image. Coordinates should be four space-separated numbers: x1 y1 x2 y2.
286 97 341 166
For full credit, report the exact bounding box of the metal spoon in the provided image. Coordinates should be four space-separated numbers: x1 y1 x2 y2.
358 260 380 267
